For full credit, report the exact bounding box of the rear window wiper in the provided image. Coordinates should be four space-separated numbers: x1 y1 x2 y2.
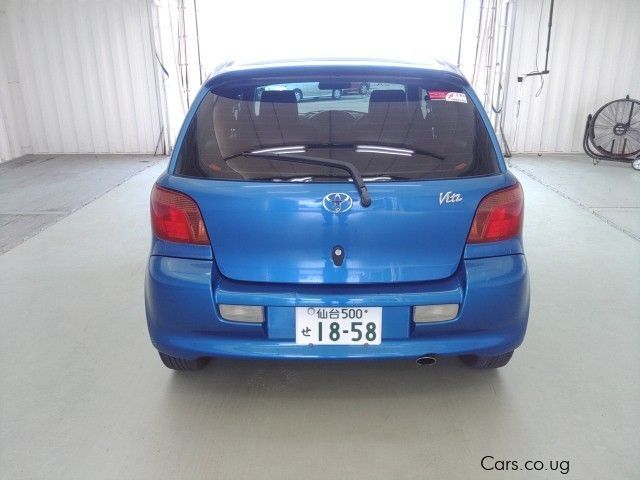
306 143 445 161
226 152 372 207
284 175 402 182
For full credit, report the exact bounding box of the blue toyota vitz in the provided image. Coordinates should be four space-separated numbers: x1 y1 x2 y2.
145 59 529 371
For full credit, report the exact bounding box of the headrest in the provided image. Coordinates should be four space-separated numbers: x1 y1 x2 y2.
368 89 407 117
258 90 299 123
260 90 298 103
370 89 406 103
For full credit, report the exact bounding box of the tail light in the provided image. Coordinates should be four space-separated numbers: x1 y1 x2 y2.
150 185 209 245
467 183 524 243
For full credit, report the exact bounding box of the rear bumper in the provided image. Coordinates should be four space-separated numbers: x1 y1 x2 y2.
145 255 529 360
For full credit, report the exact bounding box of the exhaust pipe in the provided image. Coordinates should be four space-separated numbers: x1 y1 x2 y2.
416 355 437 366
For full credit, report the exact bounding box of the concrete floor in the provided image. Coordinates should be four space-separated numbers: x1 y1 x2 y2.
0 154 638 479
509 154 640 240
0 154 161 253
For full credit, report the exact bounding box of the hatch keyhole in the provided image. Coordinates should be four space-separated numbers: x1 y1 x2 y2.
332 245 345 266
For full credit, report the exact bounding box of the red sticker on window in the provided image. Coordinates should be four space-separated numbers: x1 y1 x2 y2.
428 91 467 103
428 91 448 100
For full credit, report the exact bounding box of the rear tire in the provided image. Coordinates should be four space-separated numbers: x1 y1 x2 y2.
332 89 342 99
461 351 513 369
159 352 209 371
293 89 303 102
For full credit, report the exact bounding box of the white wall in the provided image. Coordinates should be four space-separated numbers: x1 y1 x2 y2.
497 0 640 153
0 3 30 161
3 0 636 160
194 0 466 71
0 0 164 162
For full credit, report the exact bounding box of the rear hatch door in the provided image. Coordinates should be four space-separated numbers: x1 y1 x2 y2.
167 174 510 284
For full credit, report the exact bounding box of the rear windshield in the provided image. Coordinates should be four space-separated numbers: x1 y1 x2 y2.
175 76 500 182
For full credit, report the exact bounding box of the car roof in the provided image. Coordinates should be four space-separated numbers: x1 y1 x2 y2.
206 58 467 87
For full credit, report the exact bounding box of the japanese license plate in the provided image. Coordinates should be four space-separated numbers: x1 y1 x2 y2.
295 307 382 345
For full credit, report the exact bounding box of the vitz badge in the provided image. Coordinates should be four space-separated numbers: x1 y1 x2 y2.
439 191 463 205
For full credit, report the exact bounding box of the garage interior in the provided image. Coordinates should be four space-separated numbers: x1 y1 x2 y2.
1 0 639 479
